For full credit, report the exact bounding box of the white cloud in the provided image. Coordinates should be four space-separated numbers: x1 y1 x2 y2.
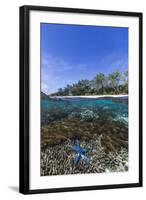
41 53 88 94
41 82 48 94
41 53 71 71
96 53 128 74
78 64 87 70
41 53 87 72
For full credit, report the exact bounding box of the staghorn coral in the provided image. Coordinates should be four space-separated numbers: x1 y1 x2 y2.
41 137 128 176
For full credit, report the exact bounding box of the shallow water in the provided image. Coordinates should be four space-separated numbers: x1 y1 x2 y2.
41 97 128 125
41 97 128 175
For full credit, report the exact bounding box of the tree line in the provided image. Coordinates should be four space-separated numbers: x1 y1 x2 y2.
50 70 128 96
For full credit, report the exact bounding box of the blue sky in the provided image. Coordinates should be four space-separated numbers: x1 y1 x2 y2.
41 23 128 94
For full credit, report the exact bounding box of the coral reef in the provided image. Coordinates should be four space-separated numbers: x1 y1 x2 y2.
41 97 128 176
41 137 128 176
41 119 128 152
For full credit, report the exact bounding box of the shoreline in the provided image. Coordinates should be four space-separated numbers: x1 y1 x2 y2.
48 94 128 99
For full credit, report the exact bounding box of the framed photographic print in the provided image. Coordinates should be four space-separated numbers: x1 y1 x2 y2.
19 5 143 194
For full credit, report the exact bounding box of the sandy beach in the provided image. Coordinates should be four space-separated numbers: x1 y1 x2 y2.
48 95 128 99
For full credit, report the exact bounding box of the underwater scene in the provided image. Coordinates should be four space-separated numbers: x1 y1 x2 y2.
41 96 128 176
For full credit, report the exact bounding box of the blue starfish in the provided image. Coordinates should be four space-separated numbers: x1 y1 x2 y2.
71 139 91 166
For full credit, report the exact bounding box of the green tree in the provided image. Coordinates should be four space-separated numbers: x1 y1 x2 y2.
94 73 106 94
108 70 122 94
49 70 128 96
122 70 128 93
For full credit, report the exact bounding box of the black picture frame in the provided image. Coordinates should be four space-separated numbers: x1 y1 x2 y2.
19 5 143 194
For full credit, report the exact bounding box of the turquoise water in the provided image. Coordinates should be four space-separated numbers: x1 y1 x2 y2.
41 97 128 126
